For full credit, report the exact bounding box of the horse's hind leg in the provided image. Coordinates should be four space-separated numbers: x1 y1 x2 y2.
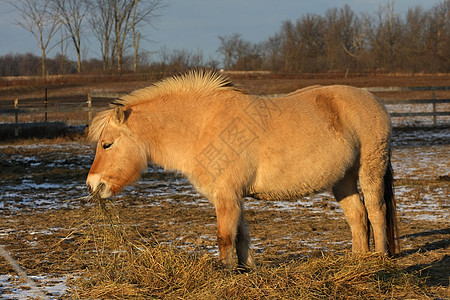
333 169 370 253
236 203 255 269
359 151 390 254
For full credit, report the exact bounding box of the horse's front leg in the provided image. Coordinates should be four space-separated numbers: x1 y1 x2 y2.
215 197 241 268
236 204 255 269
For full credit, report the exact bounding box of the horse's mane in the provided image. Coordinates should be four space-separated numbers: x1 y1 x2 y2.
88 69 240 142
88 109 112 142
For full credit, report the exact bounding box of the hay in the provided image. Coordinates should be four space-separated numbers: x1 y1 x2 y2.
68 198 430 300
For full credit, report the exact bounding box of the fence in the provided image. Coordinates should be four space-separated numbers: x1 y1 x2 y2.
0 92 124 138
1 86 449 138
364 86 450 126
86 92 125 124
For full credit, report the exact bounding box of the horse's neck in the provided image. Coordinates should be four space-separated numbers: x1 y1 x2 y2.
132 101 204 172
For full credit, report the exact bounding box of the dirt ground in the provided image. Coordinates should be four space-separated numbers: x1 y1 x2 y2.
0 74 449 298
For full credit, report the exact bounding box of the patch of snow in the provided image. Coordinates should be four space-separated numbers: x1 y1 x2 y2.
0 274 68 299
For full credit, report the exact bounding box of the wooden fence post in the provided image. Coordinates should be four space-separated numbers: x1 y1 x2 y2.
87 92 92 126
14 98 19 138
432 91 437 126
44 87 48 123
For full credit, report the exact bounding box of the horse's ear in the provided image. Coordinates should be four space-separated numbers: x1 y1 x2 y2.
113 106 126 124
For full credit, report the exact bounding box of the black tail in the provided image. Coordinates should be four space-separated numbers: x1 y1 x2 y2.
384 154 399 257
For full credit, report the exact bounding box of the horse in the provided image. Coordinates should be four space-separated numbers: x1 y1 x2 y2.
86 69 397 268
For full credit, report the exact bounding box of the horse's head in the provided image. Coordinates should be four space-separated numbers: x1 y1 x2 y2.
87 106 147 199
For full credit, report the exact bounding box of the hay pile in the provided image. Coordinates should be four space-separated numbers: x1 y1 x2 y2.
69 198 428 299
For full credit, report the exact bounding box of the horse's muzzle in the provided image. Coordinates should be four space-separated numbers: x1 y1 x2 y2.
87 184 93 194
86 174 112 199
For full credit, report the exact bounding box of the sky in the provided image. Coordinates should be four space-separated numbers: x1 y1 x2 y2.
0 0 444 64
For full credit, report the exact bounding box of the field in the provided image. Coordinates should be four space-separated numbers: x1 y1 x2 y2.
0 73 449 299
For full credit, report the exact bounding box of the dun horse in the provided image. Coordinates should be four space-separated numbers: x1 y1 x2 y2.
87 70 397 268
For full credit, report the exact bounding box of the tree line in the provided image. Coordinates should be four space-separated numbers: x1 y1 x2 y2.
1 0 449 76
218 0 450 73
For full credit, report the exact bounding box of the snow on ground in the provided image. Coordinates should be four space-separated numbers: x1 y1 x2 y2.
0 274 68 299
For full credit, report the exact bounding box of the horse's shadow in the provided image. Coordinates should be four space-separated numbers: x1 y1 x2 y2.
400 228 450 287
405 255 449 287
258 228 449 287
400 228 449 256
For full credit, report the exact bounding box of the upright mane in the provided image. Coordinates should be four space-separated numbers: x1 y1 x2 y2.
88 69 240 142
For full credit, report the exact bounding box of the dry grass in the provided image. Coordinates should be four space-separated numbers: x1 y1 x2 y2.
69 200 430 300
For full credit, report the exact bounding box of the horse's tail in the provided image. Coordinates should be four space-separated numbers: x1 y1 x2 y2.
384 152 399 257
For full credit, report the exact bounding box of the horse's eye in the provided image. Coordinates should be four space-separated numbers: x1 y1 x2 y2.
102 142 113 150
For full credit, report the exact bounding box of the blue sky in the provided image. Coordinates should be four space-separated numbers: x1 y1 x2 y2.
0 0 444 63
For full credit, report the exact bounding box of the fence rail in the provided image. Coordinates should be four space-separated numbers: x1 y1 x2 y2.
1 86 449 138
364 86 450 92
363 86 450 125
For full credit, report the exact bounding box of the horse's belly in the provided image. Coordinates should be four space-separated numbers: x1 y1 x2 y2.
251 167 340 199
250 138 356 199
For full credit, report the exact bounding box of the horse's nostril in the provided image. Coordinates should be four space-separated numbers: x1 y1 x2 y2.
87 184 93 194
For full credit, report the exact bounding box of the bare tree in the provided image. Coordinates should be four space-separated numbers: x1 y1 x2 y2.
217 33 259 70
130 0 165 72
296 13 326 72
365 0 403 69
217 33 240 70
277 14 326 72
398 6 428 72
262 33 283 71
53 0 90 73
427 0 450 71
89 0 165 72
324 5 364 70
111 0 134 72
5 0 61 76
89 0 114 71
279 20 302 72
131 0 141 72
